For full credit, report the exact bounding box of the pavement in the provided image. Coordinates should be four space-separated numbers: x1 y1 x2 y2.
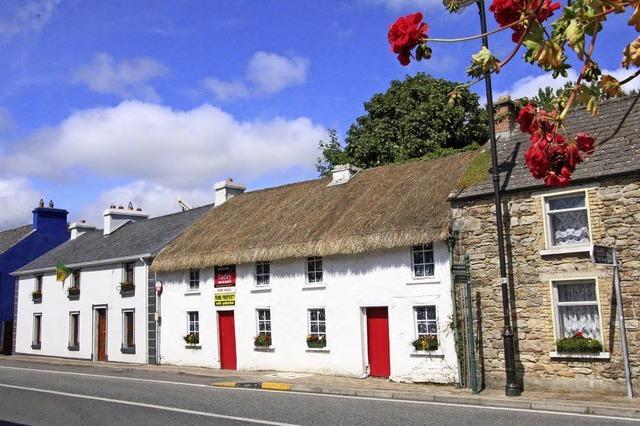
1 355 639 424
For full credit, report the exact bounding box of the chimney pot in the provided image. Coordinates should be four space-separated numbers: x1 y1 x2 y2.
118 205 124 210
110 204 116 209
128 201 134 210
48 200 54 208
38 199 44 208
136 207 142 211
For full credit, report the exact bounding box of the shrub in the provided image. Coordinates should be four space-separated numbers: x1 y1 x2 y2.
68 286 80 296
556 331 602 353
306 334 326 348
183 333 199 345
120 282 135 292
411 335 438 351
254 334 271 347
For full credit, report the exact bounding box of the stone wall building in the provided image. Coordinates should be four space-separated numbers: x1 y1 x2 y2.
450 96 640 394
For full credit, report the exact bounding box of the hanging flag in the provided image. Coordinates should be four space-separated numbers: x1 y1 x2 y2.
56 262 71 283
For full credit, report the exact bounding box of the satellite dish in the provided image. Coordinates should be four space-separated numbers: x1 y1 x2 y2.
177 199 192 211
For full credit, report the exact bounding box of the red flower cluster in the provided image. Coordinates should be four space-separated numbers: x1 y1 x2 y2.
517 104 595 187
388 12 428 65
489 0 561 42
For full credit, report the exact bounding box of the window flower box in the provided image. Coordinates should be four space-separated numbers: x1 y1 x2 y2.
31 291 42 303
183 333 199 346
254 334 271 348
67 286 80 300
306 334 326 349
119 282 135 297
411 335 438 352
556 331 603 354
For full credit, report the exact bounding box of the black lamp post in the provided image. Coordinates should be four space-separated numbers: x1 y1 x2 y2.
443 0 521 397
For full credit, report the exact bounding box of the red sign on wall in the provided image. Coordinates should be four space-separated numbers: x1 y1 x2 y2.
215 265 236 287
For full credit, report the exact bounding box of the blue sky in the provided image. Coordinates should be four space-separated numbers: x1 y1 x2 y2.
0 0 637 228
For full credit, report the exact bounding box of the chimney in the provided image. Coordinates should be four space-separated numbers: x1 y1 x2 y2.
103 203 149 235
214 178 246 206
32 200 68 234
328 164 361 186
68 221 96 240
494 95 516 139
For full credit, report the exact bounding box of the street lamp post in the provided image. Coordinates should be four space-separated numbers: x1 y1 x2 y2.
444 0 522 397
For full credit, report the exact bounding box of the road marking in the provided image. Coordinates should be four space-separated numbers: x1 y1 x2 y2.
0 383 297 426
1 364 637 422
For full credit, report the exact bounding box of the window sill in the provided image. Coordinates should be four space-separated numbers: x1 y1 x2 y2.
68 345 79 351
410 351 444 358
302 284 326 290
67 294 80 301
32 298 42 304
185 290 201 296
119 289 135 298
185 345 202 350
120 346 136 354
540 244 591 257
31 343 41 350
549 351 610 360
254 346 275 352
305 348 330 353
250 286 272 293
407 279 440 286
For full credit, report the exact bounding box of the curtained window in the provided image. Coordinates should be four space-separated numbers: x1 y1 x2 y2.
552 280 601 340
544 193 590 247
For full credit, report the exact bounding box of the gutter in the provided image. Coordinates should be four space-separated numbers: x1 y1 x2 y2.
11 253 154 276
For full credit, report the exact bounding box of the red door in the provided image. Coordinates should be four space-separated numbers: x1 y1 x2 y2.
218 311 237 370
366 307 390 378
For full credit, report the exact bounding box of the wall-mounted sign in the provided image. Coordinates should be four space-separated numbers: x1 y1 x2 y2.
215 265 236 287
155 281 163 295
591 244 614 265
215 292 235 307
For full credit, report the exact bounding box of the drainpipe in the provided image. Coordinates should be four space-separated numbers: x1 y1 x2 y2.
447 233 465 388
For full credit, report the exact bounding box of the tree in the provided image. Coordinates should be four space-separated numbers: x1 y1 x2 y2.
316 73 488 174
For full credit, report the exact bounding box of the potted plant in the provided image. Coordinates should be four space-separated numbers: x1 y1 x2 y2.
119 282 135 296
306 334 326 348
556 331 603 354
183 333 199 346
411 335 438 352
254 333 271 348
31 290 42 302
67 286 80 299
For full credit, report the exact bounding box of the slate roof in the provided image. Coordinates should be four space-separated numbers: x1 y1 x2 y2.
452 95 640 200
0 225 33 256
15 204 212 274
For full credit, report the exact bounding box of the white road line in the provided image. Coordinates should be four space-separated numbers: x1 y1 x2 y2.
0 383 297 426
1 364 638 423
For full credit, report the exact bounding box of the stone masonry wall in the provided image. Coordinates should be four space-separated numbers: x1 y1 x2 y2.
451 176 640 394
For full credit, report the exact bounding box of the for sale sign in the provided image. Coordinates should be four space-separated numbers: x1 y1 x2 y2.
215 265 236 287
215 292 235 307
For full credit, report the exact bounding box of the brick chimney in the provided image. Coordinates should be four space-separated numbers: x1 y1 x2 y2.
214 178 246 206
494 95 516 139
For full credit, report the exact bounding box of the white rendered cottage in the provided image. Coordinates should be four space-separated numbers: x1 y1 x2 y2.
151 154 477 383
12 204 209 364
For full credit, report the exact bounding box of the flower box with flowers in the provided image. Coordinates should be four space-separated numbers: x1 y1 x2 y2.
254 334 271 348
411 335 438 352
306 334 326 349
556 331 603 354
119 282 135 296
31 291 42 303
183 333 200 349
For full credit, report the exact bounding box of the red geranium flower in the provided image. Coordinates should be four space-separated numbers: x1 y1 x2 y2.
574 132 595 154
489 0 560 42
388 12 428 66
524 142 549 179
516 103 537 134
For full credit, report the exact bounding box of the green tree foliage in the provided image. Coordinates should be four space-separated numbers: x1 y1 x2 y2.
316 73 488 174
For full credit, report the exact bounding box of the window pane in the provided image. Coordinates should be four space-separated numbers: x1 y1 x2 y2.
413 251 424 265
417 323 427 333
414 265 424 277
416 308 426 320
310 310 317 321
427 323 438 333
424 264 434 276
318 310 325 321
310 324 318 332
549 195 585 210
551 210 589 245
426 306 436 320
558 305 600 339
319 324 326 333
557 282 597 302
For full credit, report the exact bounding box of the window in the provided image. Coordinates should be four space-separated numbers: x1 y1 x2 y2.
69 312 79 349
307 257 323 283
308 308 326 338
32 313 42 348
122 310 135 351
34 275 43 292
71 270 80 289
544 193 590 247
256 309 271 338
124 262 135 284
414 306 438 339
256 262 270 286
187 311 199 339
412 244 434 278
189 269 200 290
552 280 601 340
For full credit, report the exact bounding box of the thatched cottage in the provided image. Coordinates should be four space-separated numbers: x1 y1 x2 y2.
150 153 476 383
450 95 640 394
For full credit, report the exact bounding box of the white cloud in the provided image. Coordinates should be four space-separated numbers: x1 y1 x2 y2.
0 101 326 188
203 51 309 101
73 53 168 102
368 0 442 10
0 0 61 39
0 176 40 229
0 107 14 133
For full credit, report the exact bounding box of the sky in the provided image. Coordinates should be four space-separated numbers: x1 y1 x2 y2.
0 0 637 229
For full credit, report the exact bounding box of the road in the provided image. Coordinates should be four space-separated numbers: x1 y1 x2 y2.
0 359 636 425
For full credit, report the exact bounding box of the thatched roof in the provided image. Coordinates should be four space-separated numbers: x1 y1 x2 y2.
151 151 477 272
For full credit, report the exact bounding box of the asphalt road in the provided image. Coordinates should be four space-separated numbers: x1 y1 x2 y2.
0 359 636 425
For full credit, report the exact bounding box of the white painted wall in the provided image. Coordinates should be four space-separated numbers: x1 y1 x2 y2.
157 242 459 383
15 260 148 364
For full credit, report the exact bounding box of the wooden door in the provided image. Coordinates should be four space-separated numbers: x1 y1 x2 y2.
366 307 390 378
1 321 12 355
218 311 237 370
97 309 107 361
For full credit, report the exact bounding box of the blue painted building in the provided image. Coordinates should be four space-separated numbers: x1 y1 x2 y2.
0 201 69 354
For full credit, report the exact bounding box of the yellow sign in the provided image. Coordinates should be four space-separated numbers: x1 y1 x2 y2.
215 292 235 307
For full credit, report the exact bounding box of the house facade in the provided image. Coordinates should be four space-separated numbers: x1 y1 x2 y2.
0 200 69 354
151 155 477 383
450 96 640 394
13 204 210 364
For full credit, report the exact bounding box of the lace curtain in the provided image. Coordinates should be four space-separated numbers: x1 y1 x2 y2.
551 211 590 245
556 282 600 339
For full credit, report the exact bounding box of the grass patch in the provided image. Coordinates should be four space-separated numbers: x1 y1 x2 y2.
458 148 491 189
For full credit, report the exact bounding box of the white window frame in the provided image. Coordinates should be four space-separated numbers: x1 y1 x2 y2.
306 257 323 283
414 305 438 339
32 313 42 347
551 278 603 342
543 190 591 249
69 311 80 347
411 243 435 278
189 269 200 291
187 311 199 338
256 308 271 338
122 309 135 350
256 261 270 286
307 308 326 338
